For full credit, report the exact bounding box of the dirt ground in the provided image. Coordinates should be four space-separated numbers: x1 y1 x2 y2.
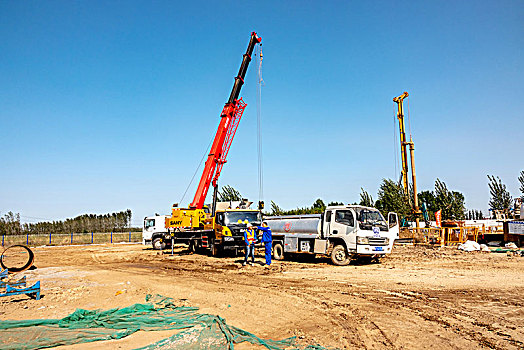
1 243 523 349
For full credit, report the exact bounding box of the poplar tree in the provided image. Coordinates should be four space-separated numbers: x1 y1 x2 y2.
270 201 283 216
375 178 410 218
359 188 375 207
434 178 465 220
487 175 513 212
518 170 524 197
217 185 242 201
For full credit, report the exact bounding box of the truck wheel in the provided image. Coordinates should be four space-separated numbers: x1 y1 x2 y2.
331 245 350 266
152 237 166 250
273 242 284 260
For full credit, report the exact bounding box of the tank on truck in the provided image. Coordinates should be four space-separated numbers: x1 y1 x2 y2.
265 205 399 265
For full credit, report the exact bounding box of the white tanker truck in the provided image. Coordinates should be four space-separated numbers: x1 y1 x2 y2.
265 205 399 265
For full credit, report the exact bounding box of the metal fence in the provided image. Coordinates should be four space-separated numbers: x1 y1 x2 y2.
1 232 142 247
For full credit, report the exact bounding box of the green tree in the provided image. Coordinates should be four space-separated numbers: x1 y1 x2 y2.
434 178 465 220
328 201 344 206
375 178 410 218
487 175 512 212
217 185 242 202
268 198 330 216
359 188 374 207
518 170 524 198
450 191 466 220
312 198 326 213
270 201 283 216
418 190 436 219
0 211 21 235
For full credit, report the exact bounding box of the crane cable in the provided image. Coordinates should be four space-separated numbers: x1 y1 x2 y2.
393 106 399 181
181 42 264 207
407 95 412 140
179 134 214 205
256 43 264 202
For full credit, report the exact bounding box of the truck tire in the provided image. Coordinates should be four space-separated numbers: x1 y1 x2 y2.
331 245 350 266
152 237 166 250
273 242 284 260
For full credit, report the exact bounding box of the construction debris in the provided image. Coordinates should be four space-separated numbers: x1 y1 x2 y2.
457 240 481 252
1 244 35 273
0 268 40 300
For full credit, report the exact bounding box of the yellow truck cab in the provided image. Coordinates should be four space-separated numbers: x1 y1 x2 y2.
210 209 262 255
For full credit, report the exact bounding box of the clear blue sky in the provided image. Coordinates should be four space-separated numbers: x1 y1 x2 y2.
1 1 523 226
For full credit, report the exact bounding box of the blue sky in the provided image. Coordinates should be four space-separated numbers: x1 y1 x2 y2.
1 1 523 225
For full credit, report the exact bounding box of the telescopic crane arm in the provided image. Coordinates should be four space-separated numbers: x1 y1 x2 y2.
189 32 262 213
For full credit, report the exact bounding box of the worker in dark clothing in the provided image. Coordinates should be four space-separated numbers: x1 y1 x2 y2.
257 221 272 268
243 223 257 266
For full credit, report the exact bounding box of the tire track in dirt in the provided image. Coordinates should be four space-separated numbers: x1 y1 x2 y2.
70 247 523 350
353 288 523 350
111 258 522 349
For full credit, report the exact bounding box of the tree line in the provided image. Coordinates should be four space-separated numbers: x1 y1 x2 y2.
0 209 134 235
219 169 524 222
230 178 468 221
7 170 520 236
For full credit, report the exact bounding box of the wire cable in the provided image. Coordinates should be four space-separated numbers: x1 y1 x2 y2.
407 95 412 139
256 43 264 201
393 107 399 180
179 134 214 205
20 215 53 221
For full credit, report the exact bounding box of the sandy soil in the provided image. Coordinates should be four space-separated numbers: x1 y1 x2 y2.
1 243 523 349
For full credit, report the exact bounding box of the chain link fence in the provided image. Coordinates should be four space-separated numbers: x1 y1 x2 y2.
1 232 142 247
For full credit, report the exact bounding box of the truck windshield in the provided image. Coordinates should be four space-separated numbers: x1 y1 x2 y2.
144 219 155 229
355 209 387 230
224 211 261 225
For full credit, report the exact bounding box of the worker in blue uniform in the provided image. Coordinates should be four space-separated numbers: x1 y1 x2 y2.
257 221 272 268
243 223 257 266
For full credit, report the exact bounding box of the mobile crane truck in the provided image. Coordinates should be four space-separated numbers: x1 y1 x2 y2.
143 32 262 256
266 205 399 265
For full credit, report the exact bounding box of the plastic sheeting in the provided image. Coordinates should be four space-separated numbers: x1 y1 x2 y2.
457 240 480 252
0 295 328 350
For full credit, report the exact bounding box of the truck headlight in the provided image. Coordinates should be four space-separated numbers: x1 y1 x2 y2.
384 238 390 245
357 237 369 244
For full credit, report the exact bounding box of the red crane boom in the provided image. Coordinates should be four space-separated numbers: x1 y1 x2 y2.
190 32 261 212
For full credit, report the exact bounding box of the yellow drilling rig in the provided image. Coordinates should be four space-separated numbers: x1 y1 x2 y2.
393 92 422 229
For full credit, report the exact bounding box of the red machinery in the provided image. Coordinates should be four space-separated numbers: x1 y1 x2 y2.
190 32 261 215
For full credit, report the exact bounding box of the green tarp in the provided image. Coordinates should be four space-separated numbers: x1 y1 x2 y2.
0 295 329 350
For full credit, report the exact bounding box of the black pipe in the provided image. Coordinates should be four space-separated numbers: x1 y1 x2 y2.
227 32 261 105
211 184 219 217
